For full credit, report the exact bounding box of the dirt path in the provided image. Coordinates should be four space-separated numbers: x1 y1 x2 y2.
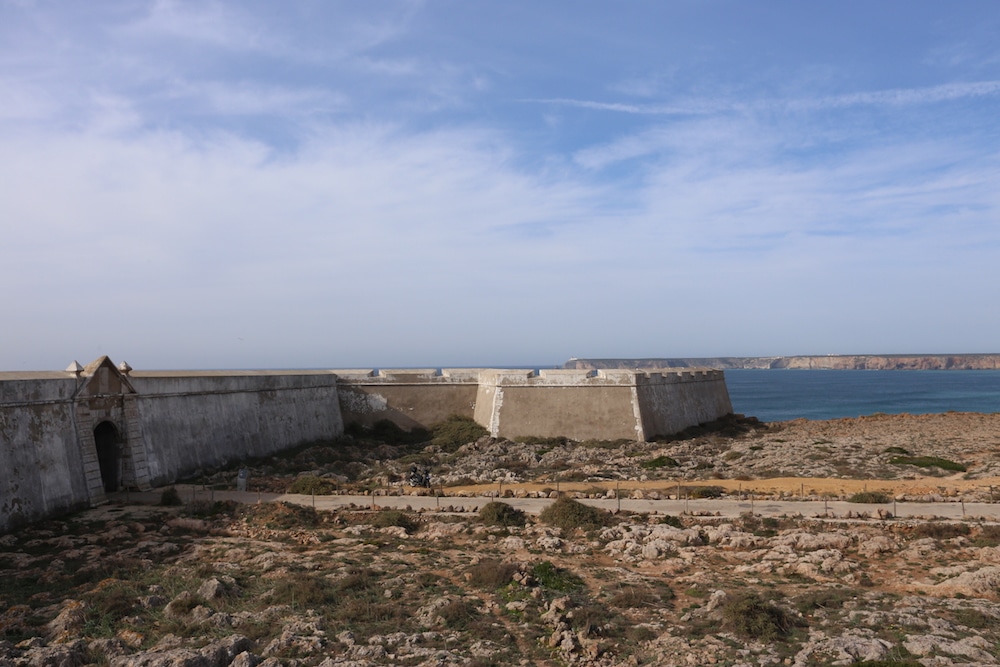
113 480 1000 521
443 475 1000 498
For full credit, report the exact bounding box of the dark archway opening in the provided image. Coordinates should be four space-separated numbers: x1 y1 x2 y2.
94 421 120 493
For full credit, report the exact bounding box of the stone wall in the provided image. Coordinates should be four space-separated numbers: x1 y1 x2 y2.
635 369 735 439
0 375 90 534
0 359 345 533
339 367 734 442
1 359 732 533
130 371 344 486
336 369 480 430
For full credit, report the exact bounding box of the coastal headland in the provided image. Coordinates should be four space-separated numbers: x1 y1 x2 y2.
566 353 1000 370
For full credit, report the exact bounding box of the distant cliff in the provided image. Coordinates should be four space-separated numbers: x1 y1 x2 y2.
565 354 1000 371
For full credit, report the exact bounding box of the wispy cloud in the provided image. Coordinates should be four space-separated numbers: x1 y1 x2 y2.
535 80 1000 119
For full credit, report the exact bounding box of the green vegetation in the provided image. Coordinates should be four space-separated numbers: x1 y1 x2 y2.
467 559 520 590
606 582 674 608
539 495 616 533
478 501 527 527
972 524 1000 547
794 588 856 614
911 522 970 539
889 456 966 472
847 491 891 504
270 573 338 608
370 509 420 534
640 455 679 469
721 592 795 641
883 446 910 455
531 561 584 592
286 475 337 495
239 502 320 529
653 414 765 442
520 435 569 447
431 415 489 451
686 485 724 499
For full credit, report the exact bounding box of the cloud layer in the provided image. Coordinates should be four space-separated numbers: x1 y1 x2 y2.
3 1 999 370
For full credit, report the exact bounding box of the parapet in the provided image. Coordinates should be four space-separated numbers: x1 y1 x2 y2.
334 369 488 384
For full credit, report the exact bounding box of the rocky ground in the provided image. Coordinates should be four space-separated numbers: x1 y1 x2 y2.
3 412 1000 666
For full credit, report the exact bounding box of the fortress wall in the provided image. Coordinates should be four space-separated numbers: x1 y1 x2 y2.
128 372 344 485
335 369 480 430
476 369 644 441
0 377 91 533
2 361 734 533
634 369 734 438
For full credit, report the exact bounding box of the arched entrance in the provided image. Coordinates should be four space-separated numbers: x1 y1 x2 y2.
94 421 120 493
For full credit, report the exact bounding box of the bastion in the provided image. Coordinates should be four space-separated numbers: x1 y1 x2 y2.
0 357 732 533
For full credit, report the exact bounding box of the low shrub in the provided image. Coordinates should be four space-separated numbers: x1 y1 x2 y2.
539 495 616 533
184 500 237 519
911 522 970 539
479 501 526 527
467 559 520 590
952 607 996 629
847 491 891 504
972 524 1000 547
240 502 319 529
520 435 569 447
640 455 679 470
686 485 724 499
607 582 674 608
83 580 141 635
438 599 478 629
270 573 338 608
884 446 910 455
626 625 657 642
889 456 966 472
721 592 794 641
287 475 337 495
658 515 684 529
432 415 488 451
370 509 419 534
159 487 182 506
532 561 584 592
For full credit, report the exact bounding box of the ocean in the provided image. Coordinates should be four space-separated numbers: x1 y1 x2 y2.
725 369 1000 422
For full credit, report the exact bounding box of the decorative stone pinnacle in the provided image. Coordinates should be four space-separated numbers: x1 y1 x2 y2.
66 361 84 375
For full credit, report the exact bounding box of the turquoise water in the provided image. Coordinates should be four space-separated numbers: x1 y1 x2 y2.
725 369 1000 422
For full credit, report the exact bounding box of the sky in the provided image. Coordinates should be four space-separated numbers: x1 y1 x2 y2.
2 1 999 370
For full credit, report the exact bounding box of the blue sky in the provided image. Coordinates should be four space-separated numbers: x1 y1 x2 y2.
2 1 999 370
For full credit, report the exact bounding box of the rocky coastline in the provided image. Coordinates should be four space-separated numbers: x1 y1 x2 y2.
566 354 1000 371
